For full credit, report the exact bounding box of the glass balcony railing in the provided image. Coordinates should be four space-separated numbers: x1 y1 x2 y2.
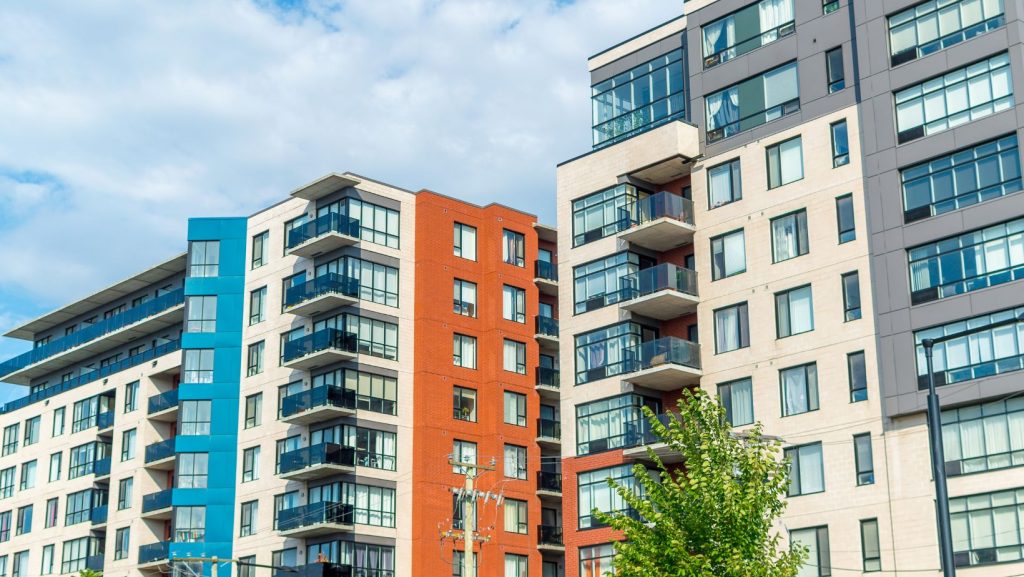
94 456 111 478
283 329 358 364
536 316 559 337
537 471 562 493
621 264 698 300
536 367 559 389
284 274 359 309
142 488 173 513
537 418 561 440
277 502 354 532
627 337 701 373
622 413 674 449
535 261 558 282
0 340 182 415
145 439 175 463
278 443 356 475
538 524 564 546
91 505 108 525
96 410 114 431
86 555 105 571
139 542 170 564
620 192 694 229
281 386 357 419
287 213 361 250
274 564 355 577
0 289 184 379
147 389 179 414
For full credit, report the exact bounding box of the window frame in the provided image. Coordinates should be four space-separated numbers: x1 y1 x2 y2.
766 136 804 189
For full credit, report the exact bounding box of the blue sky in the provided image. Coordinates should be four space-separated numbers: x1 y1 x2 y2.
0 0 683 403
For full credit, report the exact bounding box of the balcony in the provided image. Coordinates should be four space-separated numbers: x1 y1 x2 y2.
86 555 105 572
286 213 360 258
621 413 684 464
534 261 558 296
0 289 185 385
144 439 176 470
617 192 695 252
278 443 356 481
147 389 179 422
538 525 565 552
284 274 360 317
282 329 358 371
138 541 170 567
91 504 108 527
536 471 562 499
277 502 355 537
535 316 559 350
580 119 699 185
142 488 174 520
94 456 111 480
537 418 561 449
281 385 357 425
622 337 701 390
619 264 698 320
275 564 354 577
96 410 115 434
536 367 560 399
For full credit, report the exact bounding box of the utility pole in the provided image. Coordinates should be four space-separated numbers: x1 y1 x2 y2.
445 455 498 577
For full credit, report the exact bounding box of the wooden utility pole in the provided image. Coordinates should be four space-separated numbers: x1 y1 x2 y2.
445 456 498 577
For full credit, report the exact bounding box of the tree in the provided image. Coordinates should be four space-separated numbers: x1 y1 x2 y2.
595 388 806 577
77 569 102 577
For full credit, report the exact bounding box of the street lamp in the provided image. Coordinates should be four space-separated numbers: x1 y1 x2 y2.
920 312 1024 577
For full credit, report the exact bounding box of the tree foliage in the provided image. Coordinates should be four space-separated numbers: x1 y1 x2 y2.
595 388 806 577
78 569 102 577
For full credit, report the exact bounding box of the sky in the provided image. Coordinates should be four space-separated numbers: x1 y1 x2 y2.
0 0 684 403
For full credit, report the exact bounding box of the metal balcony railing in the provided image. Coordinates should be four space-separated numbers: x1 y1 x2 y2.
142 488 173 513
285 274 359 308
537 418 561 440
283 329 358 364
620 192 694 228
138 541 170 564
536 367 559 389
621 264 698 300
277 502 354 532
278 443 356 475
147 389 179 414
535 261 557 281
273 564 355 577
287 213 360 250
281 385 357 419
535 316 559 337
145 439 175 463
538 524 564 546
537 471 562 493
628 337 701 372
622 413 675 449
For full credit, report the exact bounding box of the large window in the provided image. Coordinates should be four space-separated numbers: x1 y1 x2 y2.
791 526 831 576
503 445 527 480
502 285 526 323
318 197 400 249
580 544 616 577
188 241 220 277
942 398 1024 476
72 397 104 433
503 499 528 534
706 61 799 142
714 302 750 353
61 537 100 574
785 443 825 496
453 334 477 369
311 424 396 471
771 209 809 262
574 322 654 384
781 363 819 416
65 489 94 525
914 305 1024 387
176 453 209 489
576 394 660 455
572 184 646 246
503 339 526 374
505 554 528 577
573 252 653 313
452 440 477 475
711 229 746 280
702 0 794 68
183 349 214 383
174 506 206 542
502 229 525 267
889 0 1006 66
503 391 526 426
453 279 477 317
895 52 1013 144
718 378 754 427
578 464 642 529
314 255 399 307
776 285 814 338
453 223 477 260
313 313 399 360
908 216 1024 304
312 368 398 415
708 158 742 208
180 400 212 436
950 487 1024 567
591 48 685 147
901 134 1021 222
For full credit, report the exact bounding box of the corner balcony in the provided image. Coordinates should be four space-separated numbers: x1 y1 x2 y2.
622 337 701 390
93 456 112 480
617 192 695 252
147 389 179 422
536 471 562 500
619 264 698 320
535 316 559 350
280 385 357 425
621 413 684 464
277 502 355 537
141 488 173 520
96 410 115 436
535 367 560 399
595 119 700 184
0 289 185 385
144 439 176 470
534 261 558 296
86 555 105 572
138 541 170 570
282 329 358 371
274 563 354 577
278 443 356 481
284 274 359 317
536 418 561 449
538 525 565 553
90 504 108 528
286 213 360 258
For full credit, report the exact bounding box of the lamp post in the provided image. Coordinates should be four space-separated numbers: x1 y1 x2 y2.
920 312 1024 577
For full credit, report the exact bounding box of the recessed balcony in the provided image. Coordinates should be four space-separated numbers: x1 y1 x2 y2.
278 443 356 481
147 389 179 422
536 471 562 500
535 316 559 350
286 213 360 258
535 367 560 399
536 418 561 449
93 457 112 480
138 541 170 570
282 329 359 371
622 337 701 390
534 261 558 296
277 502 355 538
619 264 698 320
538 524 565 552
90 505 108 528
284 274 359 317
621 413 684 464
144 439 176 470
280 385 357 425
141 488 174 520
617 192 695 252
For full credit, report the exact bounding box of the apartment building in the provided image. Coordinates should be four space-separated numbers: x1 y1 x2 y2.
0 174 560 577
556 0 1024 576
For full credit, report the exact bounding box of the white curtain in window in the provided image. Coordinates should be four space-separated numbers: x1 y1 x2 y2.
942 424 963 461
960 419 986 459
759 0 793 39
1008 410 1024 451
703 19 724 56
984 415 1010 455
800 445 824 493
890 21 917 55
706 92 724 129
709 164 734 206
763 63 798 110
783 370 807 415
715 307 739 351
724 232 745 276
502 287 514 320
793 530 819 577
773 217 798 262
731 380 754 425
779 138 804 184
789 287 814 334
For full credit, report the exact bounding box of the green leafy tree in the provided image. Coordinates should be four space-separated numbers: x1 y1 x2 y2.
78 569 102 577
595 388 806 577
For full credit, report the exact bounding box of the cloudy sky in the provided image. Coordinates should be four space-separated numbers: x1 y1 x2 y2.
0 0 682 403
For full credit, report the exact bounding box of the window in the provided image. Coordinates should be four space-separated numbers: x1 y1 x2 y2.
240 501 258 536
188 240 220 277
122 381 138 413
452 440 477 475
504 499 528 534
452 551 478 577
251 230 269 269
776 285 814 338
112 527 130 561
573 252 654 313
714 303 750 353
831 120 849 167
22 417 39 446
889 0 1006 66
719 378 754 426
311 424 397 471
711 230 746 280
275 436 300 473
503 391 527 426
342 483 397 527
453 279 477 317
271 548 297 571
314 254 400 307
453 387 477 422
842 272 862 321
502 285 526 323
2 425 17 456
313 312 399 360
185 295 217 332
835 194 856 243
452 493 476 531
854 433 875 485
180 400 212 435
0 468 13 498
895 53 1013 144
914 305 1024 387
823 0 839 13
781 363 819 416
11 552 27 577
844 351 868 403
706 61 799 142
767 136 804 189
503 444 527 479
572 184 644 246
901 134 1021 222
177 453 209 488
708 158 742 208
576 394 660 455
941 398 1024 476
183 349 215 383
318 197 400 249
825 47 844 92
578 464 641 529
950 487 1024 567
65 489 92 525
19 461 35 490
238 557 256 577
503 339 527 374
0 511 8 541
580 544 616 576
174 506 206 542
502 229 525 267
247 341 265 377
120 429 135 461
909 216 1024 304
575 322 654 384
117 477 132 510
592 48 685 146
52 407 64 437
41 545 54 575
15 505 31 535
771 209 809 262
45 499 57 527
785 443 825 496
701 0 794 68
453 223 477 260
242 446 260 482
453 334 477 369
313 368 398 416
249 286 266 325
791 526 831 575
505 554 528 577
860 519 881 571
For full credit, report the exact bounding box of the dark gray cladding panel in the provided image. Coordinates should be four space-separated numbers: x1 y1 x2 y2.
590 35 684 86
